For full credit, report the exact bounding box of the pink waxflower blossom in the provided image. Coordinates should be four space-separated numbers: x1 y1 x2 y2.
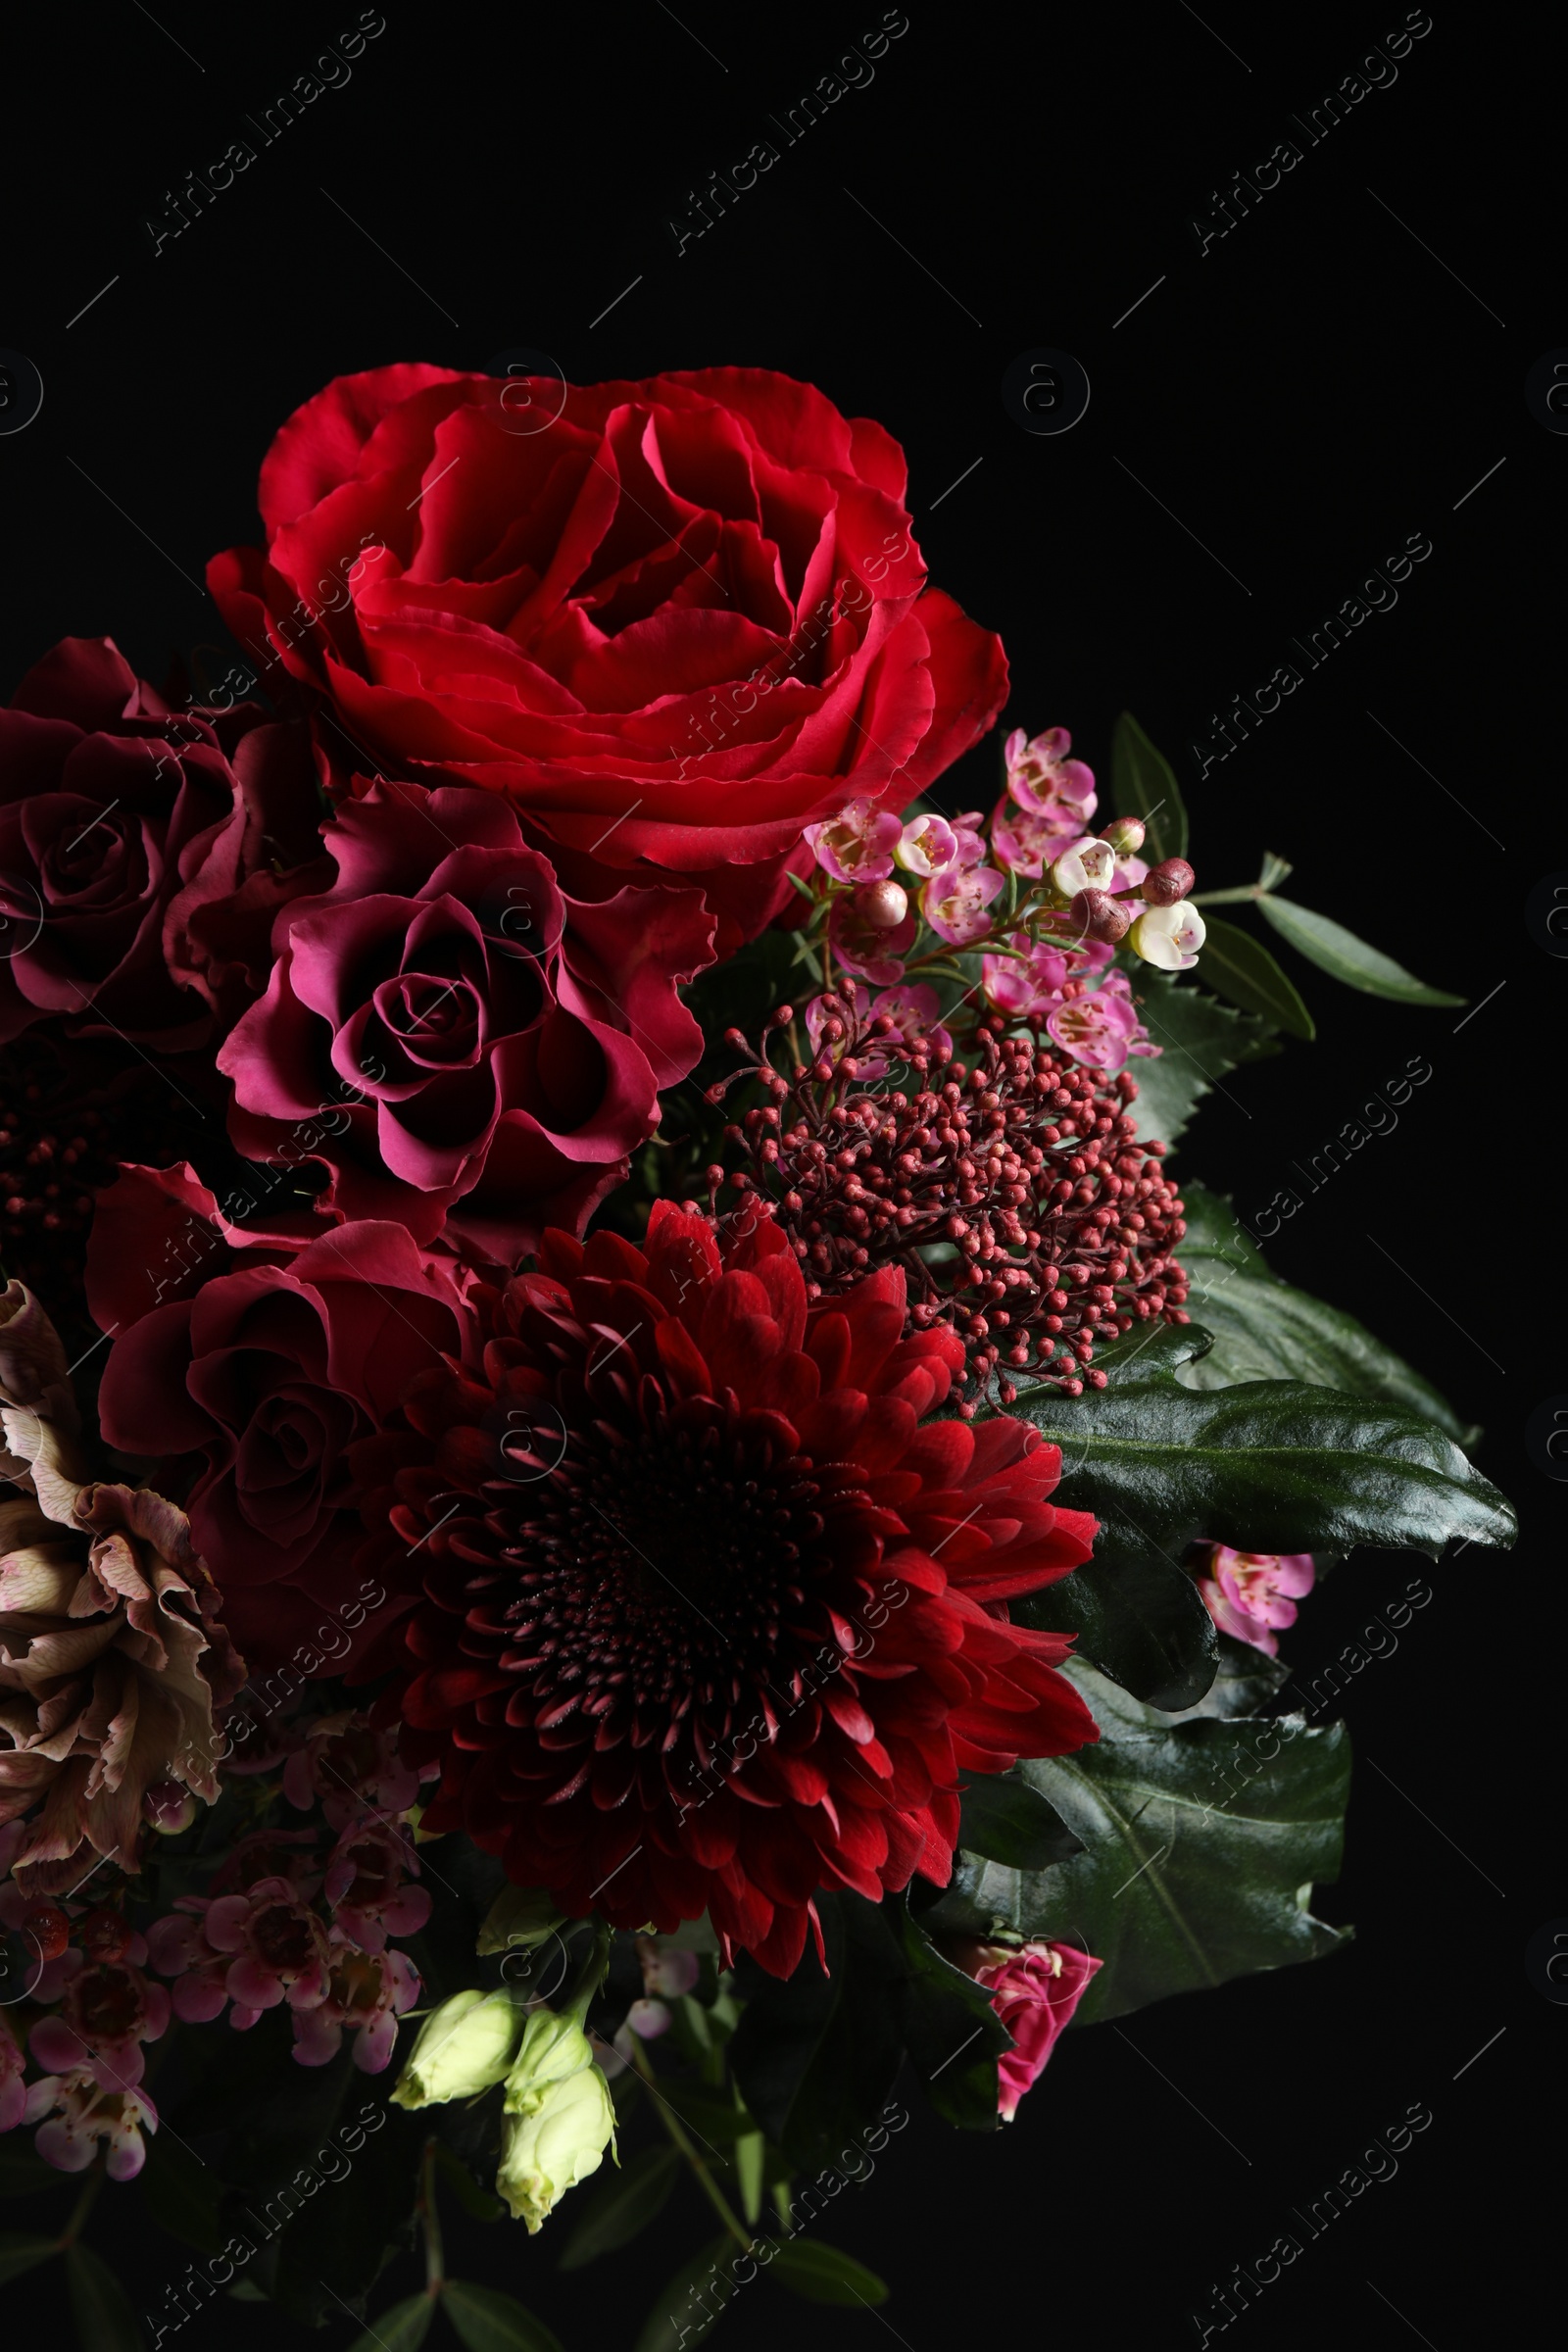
28 1953 170 2098
981 934 1072 1020
991 794 1080 878
1046 975 1160 1075
895 812 958 877
949 809 987 869
828 891 916 985
953 1937 1102 2120
636 1936 702 2000
281 1713 419 1832
921 860 1005 946
210 1828 323 1897
1 2017 26 2133
804 799 903 884
1197 1547 1315 1655
808 982 954 1078
1004 727 1097 830
191 1874 332 2024
24 2068 159 2180
290 1938 420 2073
322 1820 431 1954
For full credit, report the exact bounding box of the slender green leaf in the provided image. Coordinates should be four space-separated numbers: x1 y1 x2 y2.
735 2132 766 2228
442 2279 564 2352
958 1772 1084 1870
0 2146 64 2199
0 2231 60 2285
768 2239 891 2306
1017 1328 1516 1575
343 2294 434 2352
558 2146 680 2270
66 2243 145 2351
633 2235 734 2352
924 1663 1350 2021
1196 914 1315 1038
1258 897 1463 1005
1111 710 1189 863
1175 1183 1477 1445
139 2125 225 2254
1126 974 1281 1151
888 1899 1009 2131
433 2142 505 2224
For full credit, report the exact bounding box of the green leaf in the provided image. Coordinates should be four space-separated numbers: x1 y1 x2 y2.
558 2146 680 2269
139 2124 226 2254
442 2279 564 2352
633 2234 734 2352
475 1885 564 1955
767 2239 890 2306
266 2069 427 2328
0 2145 65 2199
1258 897 1463 1005
729 1892 905 2175
1174 1183 1477 1446
0 2231 60 2284
433 2142 505 2224
343 2293 434 2352
735 2131 766 2228
66 2242 145 2350
1015 1549 1219 1710
958 1771 1083 1869
1126 974 1281 1151
925 1662 1350 2021
1195 914 1315 1039
1111 710 1188 863
649 2082 752 2148
887 1899 1009 2132
1016 1330 1515 1575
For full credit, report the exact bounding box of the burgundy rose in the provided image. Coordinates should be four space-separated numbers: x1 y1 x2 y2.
0 639 319 1048
208 365 1008 951
90 1175 479 1669
218 783 712 1264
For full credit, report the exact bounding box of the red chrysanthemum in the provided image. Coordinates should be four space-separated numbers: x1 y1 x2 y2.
355 1200 1099 1977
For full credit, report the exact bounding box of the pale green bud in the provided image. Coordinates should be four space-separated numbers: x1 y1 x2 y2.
391 1987 525 2110
495 2008 617 2230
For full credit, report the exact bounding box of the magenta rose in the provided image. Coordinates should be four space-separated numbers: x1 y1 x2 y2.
208 365 1008 952
216 783 712 1265
91 1176 479 1669
0 639 319 1048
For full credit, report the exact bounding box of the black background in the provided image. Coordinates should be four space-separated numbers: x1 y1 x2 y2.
2 4 1555 2346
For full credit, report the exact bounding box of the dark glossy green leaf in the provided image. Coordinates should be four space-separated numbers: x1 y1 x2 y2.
1258 897 1463 1005
1126 974 1281 1151
1016 1333 1516 1575
343 2293 434 2352
558 2146 680 2269
1111 710 1188 863
768 2238 890 2306
0 2230 59 2284
66 2242 144 2350
887 1900 1008 2131
958 1771 1083 1869
433 2142 505 2224
443 2279 564 2351
139 2124 225 2254
925 1663 1350 2021
1166 1631 1293 1721
1196 914 1314 1038
0 2145 64 2199
1174 1183 1477 1446
633 2234 734 2352
269 2087 425 2328
1016 1550 1218 1710
729 1893 905 2175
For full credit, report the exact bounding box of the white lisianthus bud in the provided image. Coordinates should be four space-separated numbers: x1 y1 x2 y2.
1050 838 1118 898
391 1987 526 2109
1129 902 1206 970
496 2007 617 2231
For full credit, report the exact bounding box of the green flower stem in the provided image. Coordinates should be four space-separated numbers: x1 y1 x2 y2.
560 1918 614 2030
418 2138 445 2295
59 2162 104 2249
628 2036 753 2254
1190 885 1266 906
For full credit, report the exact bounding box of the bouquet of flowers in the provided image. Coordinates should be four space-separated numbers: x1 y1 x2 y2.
0 365 1514 2348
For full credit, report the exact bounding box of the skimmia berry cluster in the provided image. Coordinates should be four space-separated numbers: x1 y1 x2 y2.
711 998 1189 1405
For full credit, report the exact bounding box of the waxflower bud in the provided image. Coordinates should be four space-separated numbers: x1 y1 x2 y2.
496 2007 616 2231
1141 857 1195 906
856 879 909 931
1050 839 1118 898
1101 814 1146 857
1130 901 1206 970
1069 888 1132 945
391 1986 526 2109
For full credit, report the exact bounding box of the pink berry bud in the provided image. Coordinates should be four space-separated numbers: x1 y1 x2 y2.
1102 815 1146 857
1142 858 1196 906
856 879 909 930
1070 888 1132 944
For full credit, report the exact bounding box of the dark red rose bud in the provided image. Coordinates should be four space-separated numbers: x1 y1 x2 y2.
1142 858 1196 906
22 1902 71 1962
1070 888 1132 944
856 879 909 931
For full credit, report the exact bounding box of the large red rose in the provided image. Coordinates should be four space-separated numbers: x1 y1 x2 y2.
89 1170 480 1668
353 1200 1097 1978
208 366 1008 950
0 639 320 1048
218 783 712 1266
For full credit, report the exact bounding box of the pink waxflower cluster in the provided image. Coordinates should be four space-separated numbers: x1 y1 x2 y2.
1196 1546 1316 1655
